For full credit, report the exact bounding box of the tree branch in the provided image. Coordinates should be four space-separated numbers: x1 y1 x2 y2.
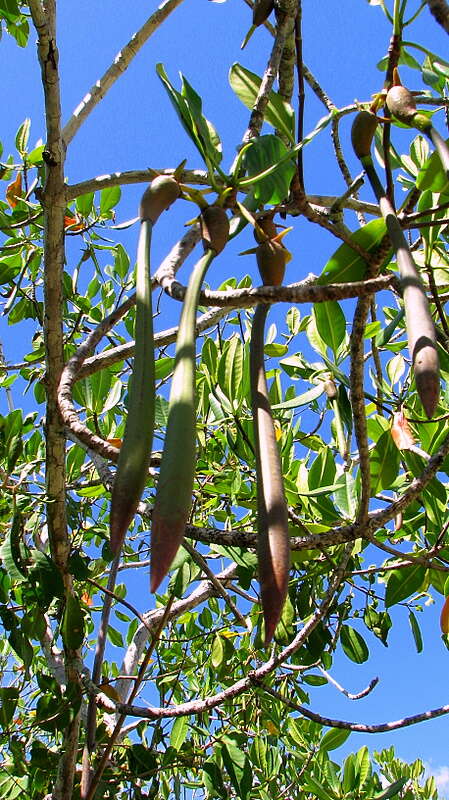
261 683 449 733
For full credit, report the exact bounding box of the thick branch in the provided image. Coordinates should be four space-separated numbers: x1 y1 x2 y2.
426 0 449 33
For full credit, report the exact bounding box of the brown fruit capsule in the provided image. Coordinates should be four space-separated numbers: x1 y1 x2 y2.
201 205 229 254
256 240 287 286
140 175 180 224
351 111 379 159
385 86 417 125
253 0 274 26
254 214 277 244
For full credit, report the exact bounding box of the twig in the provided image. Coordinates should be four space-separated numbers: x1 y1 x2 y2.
62 0 187 144
318 667 379 700
182 541 250 631
242 15 292 142
84 597 174 800
260 683 449 733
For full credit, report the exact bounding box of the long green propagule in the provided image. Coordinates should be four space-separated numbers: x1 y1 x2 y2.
151 205 229 592
110 177 180 555
351 110 440 419
250 221 291 645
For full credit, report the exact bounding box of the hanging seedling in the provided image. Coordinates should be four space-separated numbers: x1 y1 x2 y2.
351 110 440 418
110 177 180 555
151 205 230 592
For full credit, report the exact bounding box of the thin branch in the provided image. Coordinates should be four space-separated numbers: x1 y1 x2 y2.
261 683 449 733
182 540 251 631
318 667 379 700
62 0 187 144
242 14 292 142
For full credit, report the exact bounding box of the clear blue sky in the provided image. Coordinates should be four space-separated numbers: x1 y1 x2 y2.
1 0 448 790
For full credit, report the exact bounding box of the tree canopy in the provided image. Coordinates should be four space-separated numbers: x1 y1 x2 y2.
1 1 449 799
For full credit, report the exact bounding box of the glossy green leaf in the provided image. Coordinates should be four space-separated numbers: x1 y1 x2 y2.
340 625 369 663
157 63 222 168
76 192 94 218
170 716 188 750
100 186 121 215
242 134 296 205
321 727 351 752
318 219 388 284
229 63 295 143
409 610 423 653
15 117 30 155
385 565 425 607
373 778 407 800
313 301 346 355
370 430 400 494
303 775 338 800
221 737 252 800
416 140 449 195
271 382 324 410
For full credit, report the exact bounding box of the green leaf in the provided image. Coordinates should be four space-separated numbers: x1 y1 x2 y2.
217 335 243 409
313 301 346 356
211 634 224 668
321 727 351 752
181 74 222 166
416 140 449 195
370 430 400 494
170 716 188 750
107 625 124 648
340 625 369 663
0 512 28 583
100 186 121 215
355 745 370 788
303 775 338 800
76 192 94 218
0 687 19 729
157 63 222 168
202 760 227 799
375 308 405 346
229 63 295 143
271 382 324 410
318 219 388 284
15 117 30 155
333 472 357 519
385 565 425 607
243 134 296 205
28 550 64 606
408 610 423 653
373 778 407 800
221 737 253 800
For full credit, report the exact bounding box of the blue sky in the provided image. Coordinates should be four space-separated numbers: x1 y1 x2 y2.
1 0 449 790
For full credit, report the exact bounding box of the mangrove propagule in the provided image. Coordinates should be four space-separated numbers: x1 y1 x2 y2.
110 177 180 555
151 205 229 592
351 111 440 419
251 235 290 645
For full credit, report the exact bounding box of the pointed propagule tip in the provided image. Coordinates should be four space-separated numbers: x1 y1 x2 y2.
415 369 440 420
150 515 185 593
